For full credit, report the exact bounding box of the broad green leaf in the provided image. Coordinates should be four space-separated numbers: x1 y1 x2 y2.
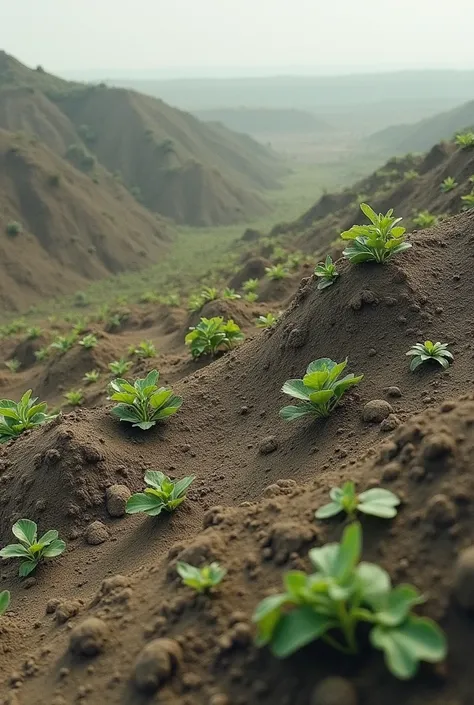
19 560 38 577
284 571 309 596
409 357 424 371
126 493 163 514
149 389 173 409
144 471 166 489
356 562 391 603
0 408 21 420
334 522 361 581
0 544 32 559
134 421 156 430
315 502 343 519
359 488 400 506
252 594 289 645
360 203 378 225
12 519 37 545
374 585 425 627
306 358 335 374
109 392 136 404
308 543 339 576
327 359 348 382
279 404 313 421
110 405 141 423
281 380 310 401
177 562 201 581
172 475 195 499
308 389 334 405
271 606 333 657
38 530 59 546
329 486 345 502
42 539 66 558
153 403 182 420
0 590 10 615
303 370 330 390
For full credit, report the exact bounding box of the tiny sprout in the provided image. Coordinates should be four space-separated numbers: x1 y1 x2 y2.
315 255 339 290
315 481 400 520
64 389 84 406
108 358 133 376
0 390 56 443
130 340 156 358
412 211 438 229
188 294 205 313
265 264 290 280
126 471 195 516
255 313 278 328
0 519 66 577
50 334 77 354
243 291 258 303
83 370 100 384
223 288 241 300
26 326 41 340
185 317 244 358
406 341 453 371
5 359 21 373
440 177 457 193
201 286 220 302
455 131 474 149
176 561 226 593
0 590 10 615
79 334 98 349
242 278 259 292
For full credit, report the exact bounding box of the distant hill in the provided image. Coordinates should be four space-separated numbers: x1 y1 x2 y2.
192 108 329 135
368 99 474 155
0 51 286 226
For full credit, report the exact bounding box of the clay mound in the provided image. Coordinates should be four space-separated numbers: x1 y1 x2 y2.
228 256 271 290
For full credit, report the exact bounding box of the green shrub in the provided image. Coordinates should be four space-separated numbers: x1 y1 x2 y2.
177 562 226 593
26 326 41 340
185 317 244 358
341 203 411 264
315 255 339 290
243 291 258 303
50 333 77 354
79 334 98 349
455 131 474 149
242 278 259 292
461 193 474 209
201 286 220 302
0 390 56 443
83 370 100 384
315 481 400 520
0 519 66 577
126 471 194 516
109 369 182 430
6 220 22 236
406 341 453 371
129 340 156 358
222 287 241 300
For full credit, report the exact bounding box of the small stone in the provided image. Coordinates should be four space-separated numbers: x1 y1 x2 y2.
22 577 37 589
55 600 81 624
46 598 61 614
380 414 400 432
239 406 249 415
441 401 456 412
382 462 401 482
259 435 278 455
133 639 182 693
386 386 402 398
453 547 474 610
362 400 393 423
85 521 109 545
422 434 455 463
69 617 108 657
311 676 358 705
106 485 131 518
426 494 457 527
368 348 377 357
287 328 307 348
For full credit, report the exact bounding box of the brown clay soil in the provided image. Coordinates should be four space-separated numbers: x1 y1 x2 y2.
1 212 474 704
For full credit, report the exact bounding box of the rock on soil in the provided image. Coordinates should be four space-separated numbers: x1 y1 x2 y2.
85 521 109 545
259 435 278 455
453 547 474 610
362 400 393 423
106 484 131 517
133 638 183 693
311 677 358 705
69 617 108 657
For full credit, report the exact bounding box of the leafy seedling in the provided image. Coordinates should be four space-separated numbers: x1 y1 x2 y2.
26 326 41 340
242 278 259 292
126 471 195 516
5 359 21 373
79 334 98 349
109 369 182 430
280 358 363 421
341 203 411 264
201 286 220 302
223 288 241 300
412 211 438 229
0 390 56 443
461 193 474 209
108 358 133 376
406 341 453 371
265 264 290 280
455 132 474 149
0 519 66 577
34 347 49 362
50 334 77 354
6 220 22 236
185 317 244 358
252 522 446 679
64 389 84 406
0 590 10 615
177 561 226 593
130 340 157 358
244 291 258 303
188 294 205 313
315 255 339 290
83 370 100 384
404 170 419 181
255 313 278 328
440 177 457 193
316 481 400 520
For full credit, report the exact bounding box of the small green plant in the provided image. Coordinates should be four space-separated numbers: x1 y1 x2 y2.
244 291 259 303
185 317 244 358
0 519 66 577
252 522 446 679
159 293 180 307
315 255 339 290
5 359 21 373
79 334 98 349
0 390 56 443
0 590 10 615
440 176 458 193
201 286 220 302
255 313 278 328
73 291 89 308
412 211 438 229
404 170 419 181
34 347 49 362
461 193 474 209
223 287 241 300
280 358 363 421
341 203 411 264
109 369 182 430
108 358 133 376
242 278 259 292
455 131 474 149
6 220 22 236
130 340 156 358
139 290 160 304
177 562 226 593
406 341 453 371
286 252 304 270
188 294 205 313
50 334 77 354
265 264 290 280
64 389 84 406
26 326 41 340
315 481 400 520
126 471 195 516
83 370 100 384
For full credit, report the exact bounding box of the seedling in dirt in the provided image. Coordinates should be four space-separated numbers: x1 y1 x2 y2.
286 252 304 270
315 255 339 290
108 358 133 376
109 369 182 430
341 203 411 264
406 341 453 371
5 359 21 373
255 313 279 328
265 264 290 280
50 333 77 354
223 287 241 300
242 278 259 293
0 590 10 615
106 313 124 330
440 177 458 193
72 319 89 336
139 290 160 304
64 389 84 406
26 326 41 340
83 370 100 384
455 131 474 149
201 286 220 302
177 561 226 593
412 211 438 229
126 471 195 516
461 193 474 209
185 317 244 358
243 291 259 303
280 358 363 421
78 334 98 349
34 347 49 362
6 220 22 236
315 481 400 520
0 390 56 443
404 170 419 181
0 519 66 577
252 522 446 679
130 340 157 359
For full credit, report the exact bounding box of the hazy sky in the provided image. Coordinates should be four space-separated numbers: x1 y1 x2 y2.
1 0 474 77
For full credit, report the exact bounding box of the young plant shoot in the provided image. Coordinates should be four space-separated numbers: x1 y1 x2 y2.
185 317 244 358
255 313 278 328
64 389 84 406
79 334 98 349
222 288 241 300
108 358 133 376
0 390 56 443
412 211 438 229
0 519 66 577
126 471 195 516
176 561 226 593
406 341 453 371
440 177 457 193
109 369 182 429
315 255 339 290
280 358 363 421
265 264 290 280
83 370 100 384
252 522 446 679
130 340 157 358
0 590 10 615
341 203 411 264
315 481 400 520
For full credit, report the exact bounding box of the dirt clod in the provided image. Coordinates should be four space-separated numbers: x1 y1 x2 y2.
259 435 278 455
69 617 108 657
453 547 474 610
106 484 131 518
311 677 358 705
85 521 109 545
362 400 393 423
133 638 182 693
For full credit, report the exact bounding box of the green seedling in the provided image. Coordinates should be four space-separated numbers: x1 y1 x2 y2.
253 522 446 679
6 220 22 236
255 313 278 328
72 320 89 336
244 291 259 303
185 317 244 358
34 347 49 362
223 288 241 300
404 170 419 181
286 252 304 269
455 131 474 149
0 590 10 615
79 334 98 349
406 341 453 371
440 177 457 193
272 246 288 261
130 340 156 358
0 519 66 577
265 264 290 280
106 313 124 330
461 193 474 209
201 286 220 302
64 389 84 406
108 358 133 376
126 471 195 516
83 370 100 384
5 359 21 373
177 561 226 593
139 291 160 304
188 294 205 313
280 358 363 421
242 278 259 292
316 481 400 520
341 203 411 264
412 211 438 229
109 369 182 430
26 326 41 340
315 255 339 290
0 390 56 443
50 334 77 354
